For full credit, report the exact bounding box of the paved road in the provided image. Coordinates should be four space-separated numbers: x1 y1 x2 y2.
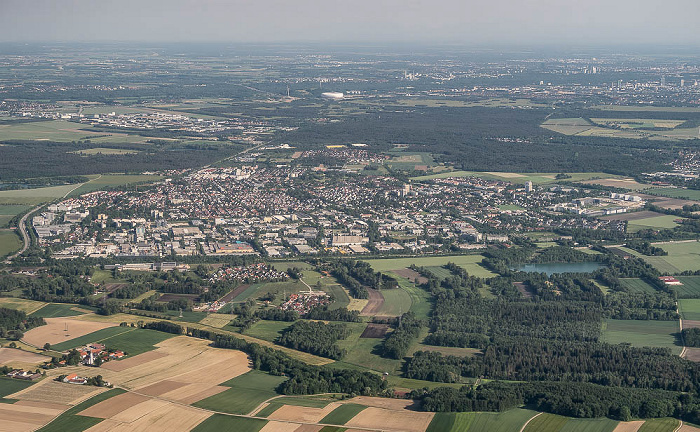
4 203 43 263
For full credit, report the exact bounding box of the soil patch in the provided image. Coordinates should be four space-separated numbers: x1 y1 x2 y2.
513 282 533 299
599 211 665 221
220 284 250 302
683 347 700 362
268 402 341 423
360 323 390 339
392 268 428 285
360 289 384 316
158 293 200 303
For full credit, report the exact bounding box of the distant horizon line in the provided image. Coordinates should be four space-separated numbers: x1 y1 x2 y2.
1 40 700 53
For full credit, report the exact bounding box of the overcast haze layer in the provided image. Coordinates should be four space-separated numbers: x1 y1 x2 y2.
1 0 699 46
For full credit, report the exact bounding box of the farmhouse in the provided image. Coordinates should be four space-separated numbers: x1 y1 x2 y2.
659 276 683 285
63 373 88 385
6 369 42 381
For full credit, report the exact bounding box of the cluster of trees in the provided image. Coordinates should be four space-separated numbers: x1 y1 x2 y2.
305 306 361 322
412 380 700 421
0 307 45 340
625 240 668 256
683 328 700 347
329 260 379 299
381 312 423 359
406 341 697 392
276 321 350 360
603 291 678 320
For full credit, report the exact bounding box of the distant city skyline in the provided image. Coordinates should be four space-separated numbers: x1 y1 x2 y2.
1 0 699 46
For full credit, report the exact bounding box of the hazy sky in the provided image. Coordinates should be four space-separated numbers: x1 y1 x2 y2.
1 0 699 46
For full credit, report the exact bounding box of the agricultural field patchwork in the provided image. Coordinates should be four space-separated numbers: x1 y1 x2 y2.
632 241 700 274
626 215 684 233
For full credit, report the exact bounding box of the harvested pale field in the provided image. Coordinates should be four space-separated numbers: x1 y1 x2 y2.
100 351 166 372
0 401 67 432
110 398 170 423
7 379 106 405
199 313 233 328
613 420 645 432
160 383 229 404
79 392 150 418
23 317 115 347
345 407 434 432
260 421 304 432
684 320 700 329
292 426 323 432
680 425 700 432
134 380 187 396
83 402 211 432
0 347 48 365
67 337 251 391
268 402 341 423
346 396 417 410
0 401 63 432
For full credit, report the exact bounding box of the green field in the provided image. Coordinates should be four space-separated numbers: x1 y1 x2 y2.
320 403 367 425
0 120 97 142
638 417 680 432
243 320 292 342
376 287 413 317
427 409 539 432
675 277 700 298
51 326 135 351
601 319 681 354
190 414 267 432
627 215 683 233
644 187 700 201
0 376 35 402
30 303 87 318
68 174 163 196
0 231 21 257
362 254 495 278
98 328 176 356
36 388 126 432
523 413 619 432
635 242 700 274
194 370 287 415
336 324 405 374
424 265 454 280
0 183 80 199
619 278 658 294
0 204 30 228
679 299 700 321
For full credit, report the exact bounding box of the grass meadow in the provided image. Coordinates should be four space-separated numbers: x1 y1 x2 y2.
601 319 681 355
427 409 539 432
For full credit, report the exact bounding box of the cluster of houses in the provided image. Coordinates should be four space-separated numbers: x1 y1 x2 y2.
280 291 330 314
6 369 42 381
76 343 127 365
